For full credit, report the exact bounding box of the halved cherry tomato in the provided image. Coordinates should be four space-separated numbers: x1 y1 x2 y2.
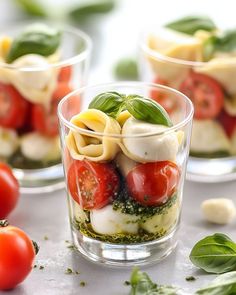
126 161 180 207
0 163 19 219
68 160 120 210
0 83 29 129
150 77 177 114
32 83 73 137
218 110 236 138
58 66 72 82
0 221 37 290
179 72 224 119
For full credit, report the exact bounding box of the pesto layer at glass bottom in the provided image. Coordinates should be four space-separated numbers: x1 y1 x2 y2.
71 194 179 244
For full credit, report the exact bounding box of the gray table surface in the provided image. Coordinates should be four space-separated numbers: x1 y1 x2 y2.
1 0 236 294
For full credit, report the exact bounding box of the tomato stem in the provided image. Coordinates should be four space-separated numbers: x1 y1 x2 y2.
0 219 9 227
32 240 40 255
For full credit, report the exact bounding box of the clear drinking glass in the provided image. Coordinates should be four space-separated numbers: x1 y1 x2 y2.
139 30 236 182
0 23 92 192
58 82 193 266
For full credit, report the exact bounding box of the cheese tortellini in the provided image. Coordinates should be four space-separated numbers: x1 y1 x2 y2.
66 109 121 162
119 117 181 162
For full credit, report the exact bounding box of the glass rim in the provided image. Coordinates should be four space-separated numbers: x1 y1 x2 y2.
140 31 211 67
58 81 194 139
0 23 92 71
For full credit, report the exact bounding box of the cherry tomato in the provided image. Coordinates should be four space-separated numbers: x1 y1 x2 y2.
126 161 180 206
68 160 120 210
218 110 236 138
150 77 177 114
58 66 72 82
179 72 224 119
0 163 19 219
0 220 37 290
0 83 29 129
32 83 73 137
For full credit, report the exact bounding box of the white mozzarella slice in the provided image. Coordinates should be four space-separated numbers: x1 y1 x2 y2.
90 205 139 235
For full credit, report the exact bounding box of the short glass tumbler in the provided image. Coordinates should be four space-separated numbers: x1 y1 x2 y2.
58 82 193 266
139 31 236 182
0 23 92 192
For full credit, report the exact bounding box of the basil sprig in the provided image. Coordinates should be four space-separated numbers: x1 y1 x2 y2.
190 233 236 274
7 23 61 63
196 271 236 295
203 30 236 60
129 267 177 295
88 92 173 127
165 15 217 35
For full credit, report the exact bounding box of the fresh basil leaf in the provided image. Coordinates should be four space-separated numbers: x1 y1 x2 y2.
14 0 47 17
113 58 138 80
126 96 173 126
190 233 236 274
69 0 115 21
6 23 61 63
165 15 217 35
88 91 125 117
130 267 177 295
196 271 236 295
203 30 236 60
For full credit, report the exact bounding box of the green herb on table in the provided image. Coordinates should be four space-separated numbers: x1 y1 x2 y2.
44 235 49 241
65 268 73 275
80 281 86 287
39 265 44 270
185 276 196 282
6 23 61 63
196 271 236 295
129 267 177 295
89 92 172 127
33 264 37 269
67 244 77 251
113 58 138 80
165 15 217 35
190 233 236 274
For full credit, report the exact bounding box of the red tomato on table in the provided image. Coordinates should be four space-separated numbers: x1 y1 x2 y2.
68 160 120 210
32 83 73 137
0 220 37 290
126 161 180 206
0 163 19 219
150 77 177 114
0 83 29 129
179 72 224 120
218 110 236 138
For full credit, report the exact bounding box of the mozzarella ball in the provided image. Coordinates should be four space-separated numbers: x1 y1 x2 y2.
121 117 179 162
201 198 236 225
141 202 179 234
191 120 230 153
0 127 19 158
21 132 60 161
90 205 139 235
115 153 137 176
13 54 53 90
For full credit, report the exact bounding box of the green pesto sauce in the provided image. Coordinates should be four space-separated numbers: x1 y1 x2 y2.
73 219 167 244
190 150 230 158
8 149 61 169
113 191 177 222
